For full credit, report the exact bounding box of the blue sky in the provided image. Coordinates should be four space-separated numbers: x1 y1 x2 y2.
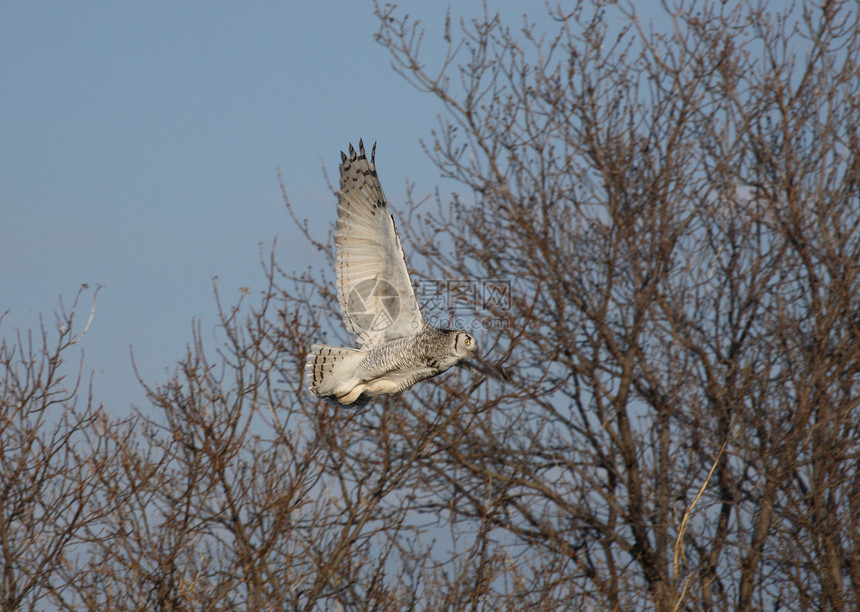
3 2 798 414
2 2 538 413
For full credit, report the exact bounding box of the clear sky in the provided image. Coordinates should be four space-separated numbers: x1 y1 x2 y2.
2 1 797 414
2 2 540 413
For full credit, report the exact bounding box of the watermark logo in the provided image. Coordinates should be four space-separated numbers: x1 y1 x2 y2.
345 277 512 333
345 278 401 332
415 279 512 316
417 278 511 330
423 316 510 331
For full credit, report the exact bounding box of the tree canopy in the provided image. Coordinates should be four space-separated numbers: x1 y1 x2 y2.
2 1 859 610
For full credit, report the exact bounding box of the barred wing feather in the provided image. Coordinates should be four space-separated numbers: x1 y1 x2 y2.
334 140 423 349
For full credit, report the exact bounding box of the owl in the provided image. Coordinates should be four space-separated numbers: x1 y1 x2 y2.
305 140 509 407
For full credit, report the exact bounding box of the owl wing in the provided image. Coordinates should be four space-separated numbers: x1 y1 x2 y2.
334 140 424 349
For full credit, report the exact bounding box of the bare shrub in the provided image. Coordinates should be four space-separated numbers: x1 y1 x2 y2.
2 1 859 610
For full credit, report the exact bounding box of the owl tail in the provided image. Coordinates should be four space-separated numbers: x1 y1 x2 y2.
305 344 368 406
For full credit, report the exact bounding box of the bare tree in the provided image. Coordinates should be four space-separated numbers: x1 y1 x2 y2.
0 287 124 610
359 0 860 609
2 1 859 610
68 263 445 611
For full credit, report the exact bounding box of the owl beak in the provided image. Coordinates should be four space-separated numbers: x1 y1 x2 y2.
459 359 511 383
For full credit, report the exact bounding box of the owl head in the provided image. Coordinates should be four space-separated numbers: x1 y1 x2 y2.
450 330 510 382
452 330 480 359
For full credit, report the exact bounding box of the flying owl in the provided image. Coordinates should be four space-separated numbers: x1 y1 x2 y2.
305 140 509 407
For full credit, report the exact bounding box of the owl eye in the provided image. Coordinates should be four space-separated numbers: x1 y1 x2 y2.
464 335 471 346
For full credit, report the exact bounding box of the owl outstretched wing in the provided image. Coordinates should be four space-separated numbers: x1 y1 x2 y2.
334 140 424 349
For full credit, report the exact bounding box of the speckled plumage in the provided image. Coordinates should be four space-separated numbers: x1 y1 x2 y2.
305 141 508 407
